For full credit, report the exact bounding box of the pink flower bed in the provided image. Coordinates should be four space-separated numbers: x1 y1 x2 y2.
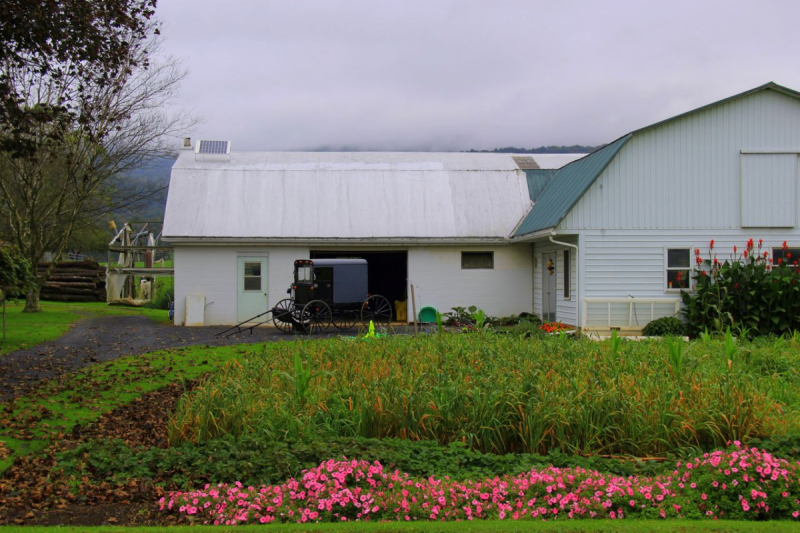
160 444 800 524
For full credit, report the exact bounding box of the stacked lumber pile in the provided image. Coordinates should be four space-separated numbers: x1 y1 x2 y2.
39 260 107 302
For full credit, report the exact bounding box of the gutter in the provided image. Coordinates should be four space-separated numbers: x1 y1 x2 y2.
162 236 512 247
548 231 580 329
508 228 555 243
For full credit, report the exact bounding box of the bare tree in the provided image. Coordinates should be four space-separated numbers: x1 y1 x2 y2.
0 27 198 311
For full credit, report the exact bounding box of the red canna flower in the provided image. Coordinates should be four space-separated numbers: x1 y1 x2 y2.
696 256 703 265
695 248 701 256
733 245 737 254
747 238 754 250
734 282 739 289
778 258 783 266
783 241 789 251
710 240 715 250
764 251 769 258
677 272 682 282
713 257 719 266
787 253 792 259
758 239 763 247
744 249 748 258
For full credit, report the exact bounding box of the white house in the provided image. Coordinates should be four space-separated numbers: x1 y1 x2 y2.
163 82 800 330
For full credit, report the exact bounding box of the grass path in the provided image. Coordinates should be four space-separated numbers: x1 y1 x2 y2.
0 300 168 356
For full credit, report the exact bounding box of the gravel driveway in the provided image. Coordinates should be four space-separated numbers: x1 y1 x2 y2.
0 315 349 401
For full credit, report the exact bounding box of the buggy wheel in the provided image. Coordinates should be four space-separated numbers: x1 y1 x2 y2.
332 309 357 330
361 295 392 328
272 298 295 333
301 300 332 334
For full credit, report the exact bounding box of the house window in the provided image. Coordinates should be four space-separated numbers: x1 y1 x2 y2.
563 250 571 299
772 247 800 267
461 251 494 269
665 248 690 290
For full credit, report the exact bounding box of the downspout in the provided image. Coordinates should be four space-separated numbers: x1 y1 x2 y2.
548 232 580 329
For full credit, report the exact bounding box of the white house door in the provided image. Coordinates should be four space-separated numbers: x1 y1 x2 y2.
542 253 556 322
237 256 268 322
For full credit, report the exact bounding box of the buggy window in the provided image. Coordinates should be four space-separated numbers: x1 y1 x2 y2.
314 267 333 283
296 265 313 282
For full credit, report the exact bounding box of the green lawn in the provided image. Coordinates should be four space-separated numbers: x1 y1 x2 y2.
0 300 169 356
1 519 798 532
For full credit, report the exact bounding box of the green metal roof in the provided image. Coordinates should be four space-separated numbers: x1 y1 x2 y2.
524 169 558 202
513 135 631 236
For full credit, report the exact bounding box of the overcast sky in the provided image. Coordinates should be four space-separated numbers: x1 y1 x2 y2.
157 0 800 152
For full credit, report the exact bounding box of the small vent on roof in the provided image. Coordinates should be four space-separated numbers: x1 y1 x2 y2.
512 156 540 170
195 140 231 154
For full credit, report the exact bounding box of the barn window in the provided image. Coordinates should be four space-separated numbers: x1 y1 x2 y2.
461 251 494 269
772 247 800 268
665 248 690 291
563 250 571 299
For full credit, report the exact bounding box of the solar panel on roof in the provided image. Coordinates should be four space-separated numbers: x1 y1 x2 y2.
512 156 540 170
196 140 230 154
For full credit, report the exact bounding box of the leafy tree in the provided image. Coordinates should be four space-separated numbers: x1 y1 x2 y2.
0 22 197 311
0 0 158 157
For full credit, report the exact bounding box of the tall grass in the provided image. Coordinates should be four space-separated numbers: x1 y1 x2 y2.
168 332 800 456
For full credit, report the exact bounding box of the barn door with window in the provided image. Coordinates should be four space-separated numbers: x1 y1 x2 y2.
542 253 557 322
237 256 268 322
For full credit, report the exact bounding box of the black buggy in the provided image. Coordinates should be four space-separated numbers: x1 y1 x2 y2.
272 259 393 333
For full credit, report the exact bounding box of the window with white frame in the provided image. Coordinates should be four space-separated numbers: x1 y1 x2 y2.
665 248 691 290
772 247 800 268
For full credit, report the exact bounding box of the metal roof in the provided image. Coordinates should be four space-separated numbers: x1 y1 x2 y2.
513 135 631 236
524 169 558 202
163 151 532 241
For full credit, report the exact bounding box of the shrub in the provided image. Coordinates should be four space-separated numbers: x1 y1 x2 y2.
643 316 687 337
0 241 34 297
146 276 174 310
682 239 800 338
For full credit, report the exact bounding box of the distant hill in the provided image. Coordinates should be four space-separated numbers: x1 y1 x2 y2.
466 145 599 154
111 156 176 225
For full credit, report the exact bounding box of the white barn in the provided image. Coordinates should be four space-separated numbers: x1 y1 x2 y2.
163 82 800 330
163 151 582 325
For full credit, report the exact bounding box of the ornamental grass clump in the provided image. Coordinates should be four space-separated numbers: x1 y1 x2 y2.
159 444 800 524
683 239 800 337
168 333 800 456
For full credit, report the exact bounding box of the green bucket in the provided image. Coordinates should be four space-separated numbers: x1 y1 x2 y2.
418 306 438 323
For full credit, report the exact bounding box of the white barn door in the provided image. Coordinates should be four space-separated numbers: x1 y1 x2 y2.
237 256 268 322
542 252 557 322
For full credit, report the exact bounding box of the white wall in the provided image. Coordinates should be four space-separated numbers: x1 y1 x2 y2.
579 229 800 328
174 244 534 325
532 238 578 325
408 245 533 320
560 89 800 231
173 246 309 325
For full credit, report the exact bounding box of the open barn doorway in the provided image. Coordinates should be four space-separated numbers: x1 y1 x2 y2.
310 250 408 321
